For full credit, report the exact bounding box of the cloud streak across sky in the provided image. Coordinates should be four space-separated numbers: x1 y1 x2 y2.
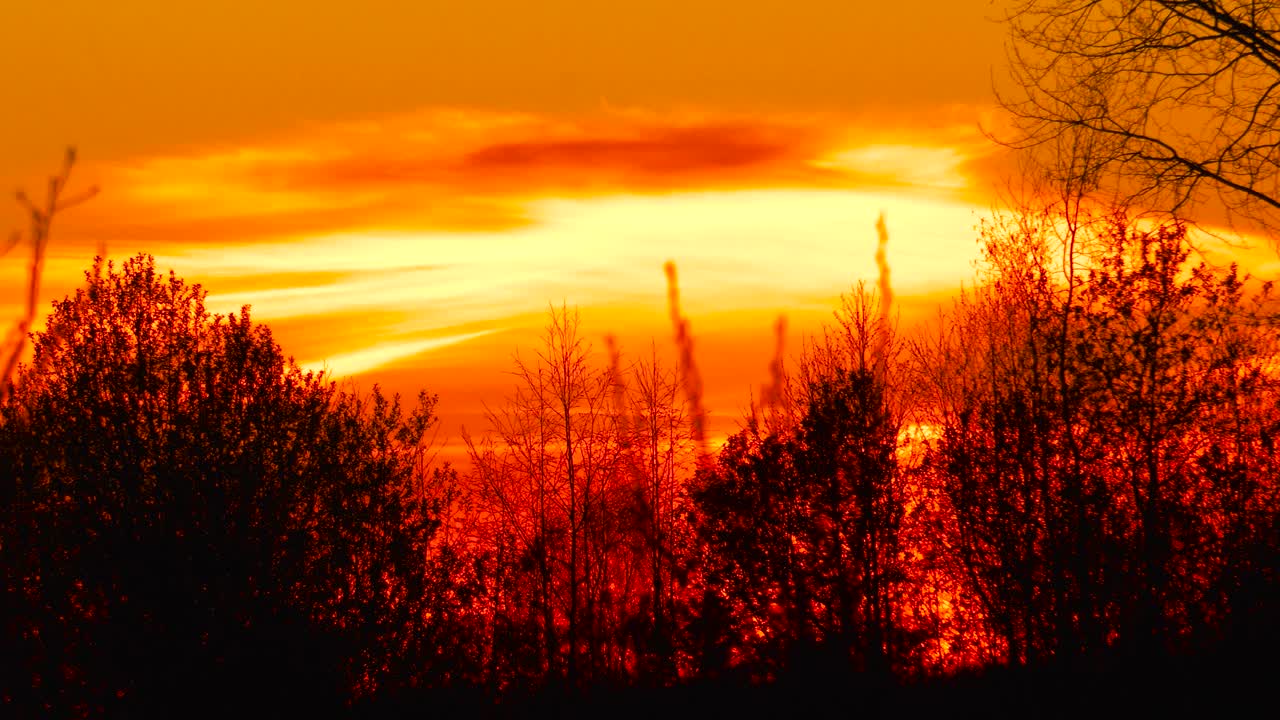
92 110 996 227
8 107 1004 454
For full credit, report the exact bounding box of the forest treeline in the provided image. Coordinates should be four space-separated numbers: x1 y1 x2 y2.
2 198 1278 717
10 1 1280 714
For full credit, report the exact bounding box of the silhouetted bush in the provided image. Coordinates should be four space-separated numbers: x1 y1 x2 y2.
0 254 463 716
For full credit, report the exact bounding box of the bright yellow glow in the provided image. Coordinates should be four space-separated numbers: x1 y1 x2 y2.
818 144 972 189
146 189 983 389
298 329 498 377
8 103 1270 465
0 104 1009 465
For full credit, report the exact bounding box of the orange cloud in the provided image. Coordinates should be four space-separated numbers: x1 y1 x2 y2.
60 196 531 250
452 123 831 191
258 112 1002 199
15 107 1009 411
165 114 840 201
77 109 995 252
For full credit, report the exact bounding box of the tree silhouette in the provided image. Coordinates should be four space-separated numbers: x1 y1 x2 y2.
689 287 915 680
0 254 461 716
1001 1 1280 237
467 306 625 688
1 148 97 404
4 220 1278 716
618 345 694 684
465 308 699 692
917 203 1280 668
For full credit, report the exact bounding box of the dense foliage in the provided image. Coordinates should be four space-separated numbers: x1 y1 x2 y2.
0 256 469 716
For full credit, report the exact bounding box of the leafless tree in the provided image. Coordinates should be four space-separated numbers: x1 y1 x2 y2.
467 306 637 686
619 343 693 681
1 148 98 403
999 1 1280 241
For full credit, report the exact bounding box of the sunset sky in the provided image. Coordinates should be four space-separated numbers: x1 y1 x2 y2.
4 2 1276 454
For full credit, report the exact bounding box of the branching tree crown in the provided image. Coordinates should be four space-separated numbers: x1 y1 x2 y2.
1001 0 1280 241
0 253 461 715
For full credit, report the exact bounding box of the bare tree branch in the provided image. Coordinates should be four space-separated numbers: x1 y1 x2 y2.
1 148 99 404
998 1 1280 245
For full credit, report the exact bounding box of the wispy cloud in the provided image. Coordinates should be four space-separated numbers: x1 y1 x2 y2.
27 107 1002 386
70 109 994 252
298 329 499 377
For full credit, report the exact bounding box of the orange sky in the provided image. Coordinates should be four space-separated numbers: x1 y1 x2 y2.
3 2 1275 459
